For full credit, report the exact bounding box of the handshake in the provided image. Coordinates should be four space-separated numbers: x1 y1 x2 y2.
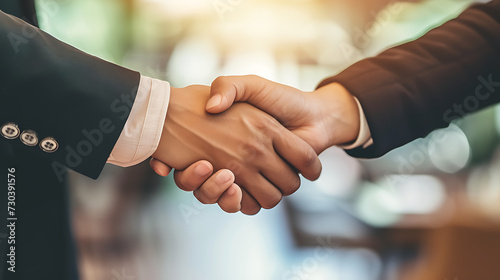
149 75 361 215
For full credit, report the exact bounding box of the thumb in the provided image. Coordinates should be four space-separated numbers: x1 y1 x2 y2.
206 75 269 114
207 75 308 127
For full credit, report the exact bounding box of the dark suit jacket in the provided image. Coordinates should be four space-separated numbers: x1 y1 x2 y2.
0 1 140 279
319 0 500 158
0 8 140 179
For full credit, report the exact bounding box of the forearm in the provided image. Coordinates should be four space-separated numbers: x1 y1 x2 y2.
318 0 500 158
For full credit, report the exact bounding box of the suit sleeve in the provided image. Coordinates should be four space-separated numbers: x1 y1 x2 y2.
0 10 141 179
318 0 500 158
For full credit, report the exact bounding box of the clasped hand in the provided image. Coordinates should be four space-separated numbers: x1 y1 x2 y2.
150 76 360 215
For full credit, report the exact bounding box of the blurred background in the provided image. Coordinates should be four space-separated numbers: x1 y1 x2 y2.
35 0 500 279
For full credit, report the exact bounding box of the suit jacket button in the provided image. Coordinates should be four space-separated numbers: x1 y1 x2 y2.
1 123 20 140
20 130 39 146
40 137 59 153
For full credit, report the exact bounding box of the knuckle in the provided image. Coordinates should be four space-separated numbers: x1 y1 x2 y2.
302 148 319 169
201 184 220 201
193 192 207 204
220 203 240 214
241 141 267 159
241 205 261 215
254 116 277 132
226 160 244 176
282 176 301 196
194 191 216 205
212 76 227 85
174 175 190 191
213 76 234 89
261 193 283 209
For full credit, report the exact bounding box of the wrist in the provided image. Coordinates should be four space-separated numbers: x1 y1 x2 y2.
152 86 190 168
153 85 214 169
313 83 360 147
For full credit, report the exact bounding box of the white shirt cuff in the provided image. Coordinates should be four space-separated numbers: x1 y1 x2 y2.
107 76 170 167
340 97 373 150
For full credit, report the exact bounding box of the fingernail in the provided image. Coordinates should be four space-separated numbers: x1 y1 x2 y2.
195 162 211 177
216 170 233 184
154 166 167 177
206 94 222 110
153 167 163 176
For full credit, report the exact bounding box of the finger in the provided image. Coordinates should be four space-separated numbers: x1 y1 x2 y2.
273 127 323 181
207 75 272 114
150 158 173 177
239 188 262 215
259 156 301 196
173 160 214 192
237 172 283 210
217 183 243 213
193 169 235 204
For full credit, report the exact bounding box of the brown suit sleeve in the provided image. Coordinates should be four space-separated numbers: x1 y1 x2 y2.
318 0 500 158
